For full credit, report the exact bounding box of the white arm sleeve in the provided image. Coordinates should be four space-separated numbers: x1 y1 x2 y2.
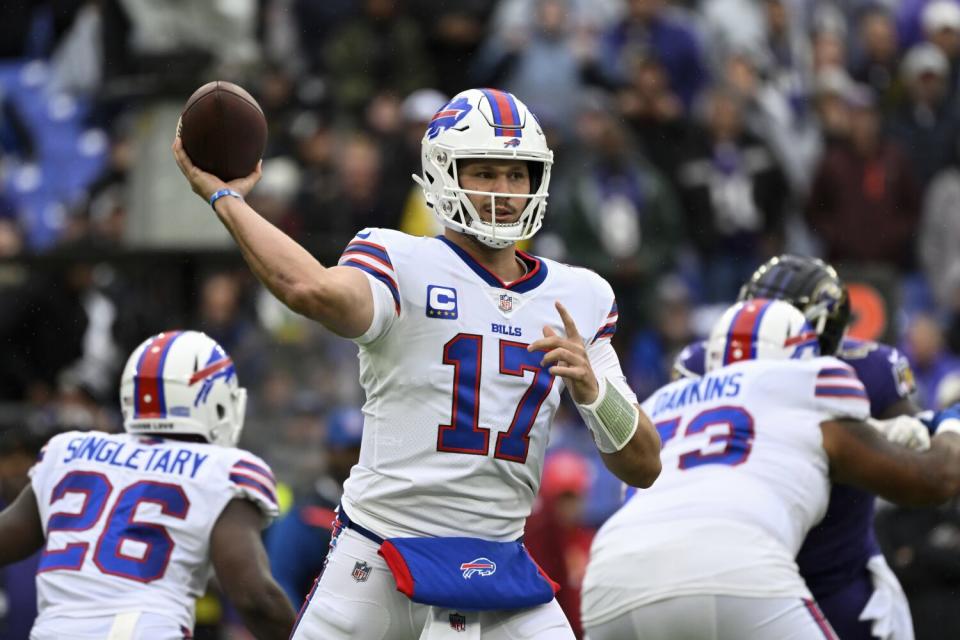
353 272 399 345
587 338 639 406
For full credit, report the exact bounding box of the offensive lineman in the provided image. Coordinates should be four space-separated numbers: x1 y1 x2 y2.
583 299 960 639
0 331 295 639
173 88 662 639
675 256 923 639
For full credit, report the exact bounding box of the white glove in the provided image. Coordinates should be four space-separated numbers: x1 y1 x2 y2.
867 416 931 451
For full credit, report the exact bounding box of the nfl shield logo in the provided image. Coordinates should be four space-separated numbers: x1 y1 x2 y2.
351 561 371 582
449 613 467 632
499 294 513 312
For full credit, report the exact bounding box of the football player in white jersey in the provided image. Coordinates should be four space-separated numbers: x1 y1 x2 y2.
0 331 295 639
173 88 662 639
582 299 960 640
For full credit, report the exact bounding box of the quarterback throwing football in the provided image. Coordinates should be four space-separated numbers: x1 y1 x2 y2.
173 88 661 639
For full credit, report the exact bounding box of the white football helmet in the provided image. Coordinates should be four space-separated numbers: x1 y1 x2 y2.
413 88 553 249
119 331 247 447
706 299 820 372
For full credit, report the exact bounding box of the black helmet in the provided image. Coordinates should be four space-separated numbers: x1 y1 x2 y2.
737 255 851 355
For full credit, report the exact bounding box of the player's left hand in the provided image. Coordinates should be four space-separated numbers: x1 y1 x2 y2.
529 301 600 405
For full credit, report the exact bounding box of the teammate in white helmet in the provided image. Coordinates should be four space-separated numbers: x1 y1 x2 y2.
173 88 662 639
582 299 960 640
0 331 295 640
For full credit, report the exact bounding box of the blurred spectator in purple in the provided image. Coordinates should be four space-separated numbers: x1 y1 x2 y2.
409 0 492 97
921 0 960 97
897 0 951 49
323 0 435 124
246 157 303 239
850 4 904 114
811 67 854 149
524 450 595 638
919 140 960 310
290 111 338 243
599 0 708 111
392 89 448 235
196 271 268 389
720 44 820 199
299 132 395 246
0 262 122 405
810 17 848 74
675 84 789 301
806 85 922 269
761 0 812 80
889 43 960 187
471 0 598 136
548 91 683 323
902 312 960 409
617 50 688 186
257 65 314 160
292 0 357 74
626 275 695 401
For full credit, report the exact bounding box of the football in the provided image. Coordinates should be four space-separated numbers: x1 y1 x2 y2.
177 81 267 181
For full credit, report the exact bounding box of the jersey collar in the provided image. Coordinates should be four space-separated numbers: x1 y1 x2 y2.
437 236 548 293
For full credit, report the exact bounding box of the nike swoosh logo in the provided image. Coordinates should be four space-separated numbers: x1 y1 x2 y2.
356 231 371 239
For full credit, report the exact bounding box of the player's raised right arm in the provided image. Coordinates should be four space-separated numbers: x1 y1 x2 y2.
172 137 374 338
822 418 960 506
0 486 45 566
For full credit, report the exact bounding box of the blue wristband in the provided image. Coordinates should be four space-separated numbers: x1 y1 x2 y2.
209 188 243 210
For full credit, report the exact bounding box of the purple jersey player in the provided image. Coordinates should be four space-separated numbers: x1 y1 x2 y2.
674 256 919 640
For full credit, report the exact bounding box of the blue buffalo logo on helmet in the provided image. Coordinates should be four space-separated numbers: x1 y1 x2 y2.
460 557 497 579
426 97 473 140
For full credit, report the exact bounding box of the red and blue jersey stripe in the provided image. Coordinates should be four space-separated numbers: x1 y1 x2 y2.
229 458 278 506
339 236 401 315
480 88 522 137
592 301 619 343
815 364 868 399
133 331 183 419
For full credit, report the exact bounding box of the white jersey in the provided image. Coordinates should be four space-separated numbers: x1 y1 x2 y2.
28 431 278 632
337 228 632 541
582 357 870 627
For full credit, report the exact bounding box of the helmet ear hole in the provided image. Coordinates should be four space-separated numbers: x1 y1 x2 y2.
217 404 226 420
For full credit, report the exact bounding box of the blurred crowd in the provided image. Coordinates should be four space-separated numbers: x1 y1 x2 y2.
3 0 960 637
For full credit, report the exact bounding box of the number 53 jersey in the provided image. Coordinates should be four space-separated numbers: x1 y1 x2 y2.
582 357 870 627
28 431 278 632
337 229 633 541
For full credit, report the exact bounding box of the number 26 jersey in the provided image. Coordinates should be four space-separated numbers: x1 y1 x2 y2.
28 431 278 632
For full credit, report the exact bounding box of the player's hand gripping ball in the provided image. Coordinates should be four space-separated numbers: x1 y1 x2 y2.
177 81 267 181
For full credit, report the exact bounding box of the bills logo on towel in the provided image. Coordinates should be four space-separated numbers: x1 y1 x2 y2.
460 557 496 579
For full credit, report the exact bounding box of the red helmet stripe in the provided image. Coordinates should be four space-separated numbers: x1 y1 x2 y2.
134 332 183 418
723 301 771 365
